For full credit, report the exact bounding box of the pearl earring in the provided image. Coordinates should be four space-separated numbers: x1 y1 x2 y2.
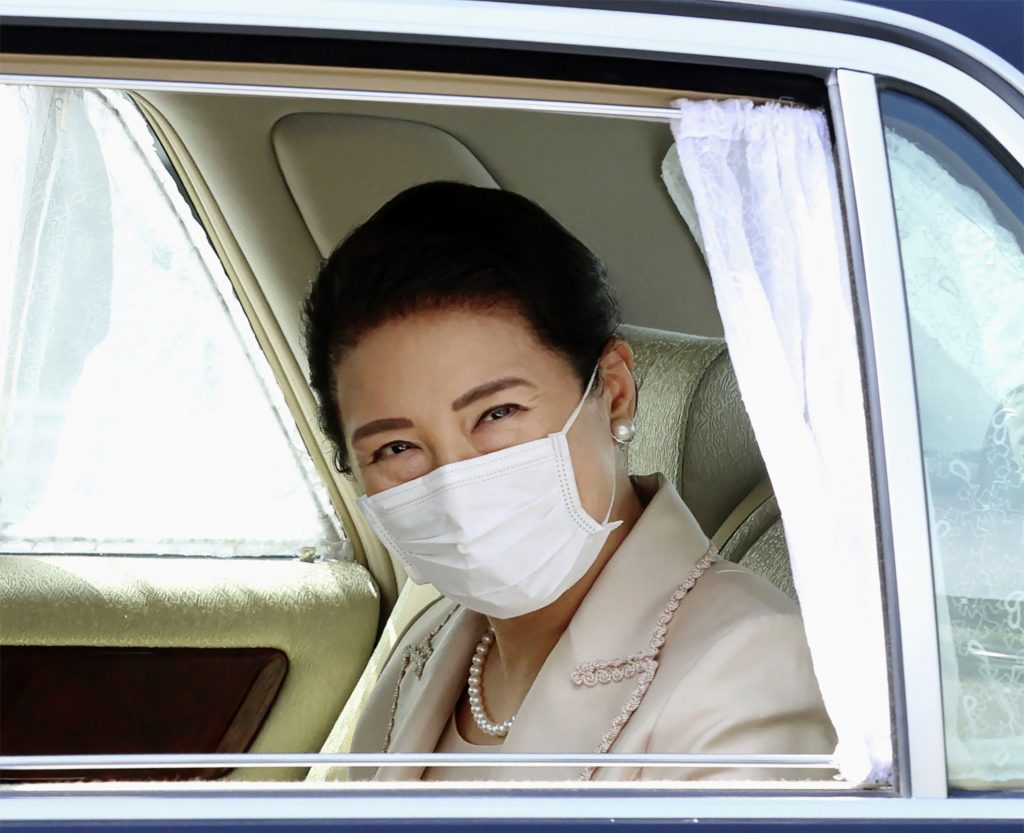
611 418 636 445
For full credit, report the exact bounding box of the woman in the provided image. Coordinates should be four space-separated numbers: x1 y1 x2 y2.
304 182 835 782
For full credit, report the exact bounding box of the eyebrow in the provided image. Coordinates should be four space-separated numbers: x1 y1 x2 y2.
350 417 415 444
451 377 534 412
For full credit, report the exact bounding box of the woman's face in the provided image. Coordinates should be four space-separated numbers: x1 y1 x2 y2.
334 306 636 521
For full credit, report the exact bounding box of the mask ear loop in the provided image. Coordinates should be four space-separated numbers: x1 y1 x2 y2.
560 364 621 528
560 364 600 434
602 469 618 526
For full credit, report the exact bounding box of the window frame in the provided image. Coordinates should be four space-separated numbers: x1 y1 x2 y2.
2 0 1024 824
827 68 945 800
831 65 1023 802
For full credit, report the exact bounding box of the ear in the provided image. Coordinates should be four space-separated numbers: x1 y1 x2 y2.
598 338 637 425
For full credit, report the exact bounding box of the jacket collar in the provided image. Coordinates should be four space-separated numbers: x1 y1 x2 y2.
377 603 486 781
378 474 711 780
543 473 709 675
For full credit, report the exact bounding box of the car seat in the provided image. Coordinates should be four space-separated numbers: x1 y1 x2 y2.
620 324 793 597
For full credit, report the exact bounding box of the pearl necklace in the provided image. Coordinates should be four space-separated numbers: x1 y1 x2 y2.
467 628 514 738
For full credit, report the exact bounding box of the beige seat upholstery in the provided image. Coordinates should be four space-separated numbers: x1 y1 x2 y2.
0 555 379 781
730 515 795 601
619 325 792 598
622 326 761 533
272 113 499 259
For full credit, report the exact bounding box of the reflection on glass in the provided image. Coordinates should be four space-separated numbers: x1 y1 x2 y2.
0 86 344 557
881 90 1024 791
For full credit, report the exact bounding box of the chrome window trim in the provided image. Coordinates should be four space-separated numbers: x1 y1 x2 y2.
3 3 1021 159
0 752 838 772
1 0 1021 97
3 791 1023 823
0 75 686 122
496 0 1024 108
827 68 948 801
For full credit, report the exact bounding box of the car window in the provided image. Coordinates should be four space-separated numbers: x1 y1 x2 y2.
5 3 1024 821
0 76 870 792
0 86 346 559
880 89 1024 791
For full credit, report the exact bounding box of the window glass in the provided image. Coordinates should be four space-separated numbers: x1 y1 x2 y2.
0 86 346 558
880 90 1024 790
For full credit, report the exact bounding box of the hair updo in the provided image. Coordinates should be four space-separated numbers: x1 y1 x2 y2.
303 181 622 473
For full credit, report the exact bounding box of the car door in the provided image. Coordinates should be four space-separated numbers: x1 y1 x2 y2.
1 0 1022 829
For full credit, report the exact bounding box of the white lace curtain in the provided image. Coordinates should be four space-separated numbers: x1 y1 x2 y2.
0 86 342 557
665 99 891 784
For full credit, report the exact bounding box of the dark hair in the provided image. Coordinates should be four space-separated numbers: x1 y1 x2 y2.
303 181 622 473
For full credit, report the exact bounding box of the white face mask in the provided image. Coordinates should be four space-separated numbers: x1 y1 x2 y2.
357 368 622 618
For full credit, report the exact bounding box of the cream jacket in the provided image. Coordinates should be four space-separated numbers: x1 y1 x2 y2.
350 474 836 782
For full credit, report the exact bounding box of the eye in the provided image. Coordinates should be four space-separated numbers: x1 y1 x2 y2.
371 440 415 462
477 403 522 426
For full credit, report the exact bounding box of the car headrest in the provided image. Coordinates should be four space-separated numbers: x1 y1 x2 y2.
619 324 767 537
272 112 499 258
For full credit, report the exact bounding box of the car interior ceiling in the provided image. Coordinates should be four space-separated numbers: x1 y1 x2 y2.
136 89 724 366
